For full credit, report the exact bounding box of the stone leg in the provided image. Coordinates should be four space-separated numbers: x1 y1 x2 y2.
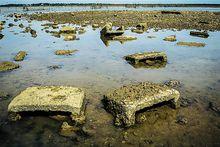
114 110 136 127
170 98 180 109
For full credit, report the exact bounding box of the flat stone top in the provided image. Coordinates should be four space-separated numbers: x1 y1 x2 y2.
105 82 178 104
124 52 167 61
8 86 84 115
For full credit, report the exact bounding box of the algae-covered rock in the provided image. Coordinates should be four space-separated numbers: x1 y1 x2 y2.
14 51 27 61
177 41 205 47
59 26 76 34
8 86 85 116
0 61 19 72
55 49 78 55
103 82 180 127
59 122 79 137
190 31 209 38
124 52 167 68
163 35 177 42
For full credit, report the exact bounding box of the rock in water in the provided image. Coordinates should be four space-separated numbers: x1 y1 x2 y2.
112 35 137 41
163 35 177 42
8 86 85 116
177 42 205 47
190 31 209 38
100 23 124 36
124 52 167 68
103 82 180 127
14 51 27 61
59 26 76 34
0 61 19 72
55 49 78 55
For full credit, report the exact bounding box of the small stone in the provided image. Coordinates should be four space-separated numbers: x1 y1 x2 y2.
176 115 188 125
0 61 19 72
19 23 24 28
163 35 177 42
59 26 76 34
92 24 99 28
63 34 76 41
8 23 14 27
136 114 147 124
131 28 144 34
55 49 78 55
147 36 156 39
112 35 137 41
30 29 37 38
164 80 181 88
50 115 68 121
8 113 21 121
14 51 27 61
0 91 10 101
48 65 62 70
59 122 79 137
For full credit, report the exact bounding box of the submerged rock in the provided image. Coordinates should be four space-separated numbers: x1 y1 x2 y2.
59 122 79 137
8 23 14 27
0 61 19 72
177 41 205 47
190 31 209 38
163 35 177 42
18 23 24 28
124 52 167 68
103 82 180 127
14 51 27 61
164 80 181 88
112 35 137 41
50 31 61 38
48 65 62 70
0 91 10 101
0 34 4 40
30 29 37 38
147 36 156 39
8 86 85 116
55 49 78 55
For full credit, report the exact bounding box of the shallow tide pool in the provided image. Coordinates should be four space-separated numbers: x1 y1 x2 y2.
0 9 220 146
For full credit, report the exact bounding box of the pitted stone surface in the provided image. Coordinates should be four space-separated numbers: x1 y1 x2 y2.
104 82 180 127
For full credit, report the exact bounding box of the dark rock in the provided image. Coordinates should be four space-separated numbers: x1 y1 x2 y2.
208 102 220 115
8 23 14 27
0 34 4 40
176 115 188 125
30 29 37 38
18 23 24 28
164 80 181 88
161 11 181 15
0 91 10 101
190 31 209 38
48 65 62 70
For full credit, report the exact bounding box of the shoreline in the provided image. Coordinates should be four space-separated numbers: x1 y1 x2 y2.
26 10 220 31
1 3 220 8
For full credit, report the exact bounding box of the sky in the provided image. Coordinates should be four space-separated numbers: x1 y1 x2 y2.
1 0 220 5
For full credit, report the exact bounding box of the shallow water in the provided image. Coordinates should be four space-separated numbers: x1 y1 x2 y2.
0 8 220 147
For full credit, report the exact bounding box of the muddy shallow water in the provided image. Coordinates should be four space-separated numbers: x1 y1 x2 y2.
0 8 220 146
